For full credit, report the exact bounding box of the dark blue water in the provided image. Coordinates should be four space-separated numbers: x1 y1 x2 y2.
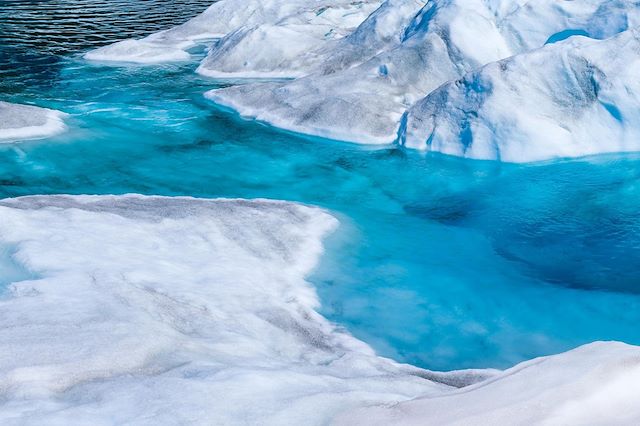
2 0 640 371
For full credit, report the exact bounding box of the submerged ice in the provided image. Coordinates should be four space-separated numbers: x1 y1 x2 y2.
0 102 67 142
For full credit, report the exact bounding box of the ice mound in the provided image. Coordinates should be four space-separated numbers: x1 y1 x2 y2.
0 101 66 142
207 0 640 147
401 29 640 161
196 0 419 79
0 195 456 424
85 39 192 63
338 342 640 425
0 195 638 423
86 0 384 65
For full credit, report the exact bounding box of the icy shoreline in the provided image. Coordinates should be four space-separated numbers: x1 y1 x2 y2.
0 102 67 142
53 0 640 423
87 0 640 162
0 194 469 424
0 195 637 424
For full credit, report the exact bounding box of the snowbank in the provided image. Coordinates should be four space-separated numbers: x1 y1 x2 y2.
0 195 638 424
86 0 384 65
207 0 640 155
196 0 418 78
0 195 455 424
338 341 640 425
0 101 67 142
401 29 640 161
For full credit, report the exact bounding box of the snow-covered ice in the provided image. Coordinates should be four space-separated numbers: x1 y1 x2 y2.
0 195 459 424
0 101 67 142
86 0 640 160
401 29 640 161
86 0 384 65
196 0 419 79
338 341 640 425
206 0 640 157
0 194 639 424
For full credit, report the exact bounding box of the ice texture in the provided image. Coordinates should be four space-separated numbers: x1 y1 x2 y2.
0 102 67 142
0 195 457 424
401 29 640 161
0 195 638 424
86 0 384 65
207 0 640 156
338 342 640 425
196 0 420 78
86 0 640 159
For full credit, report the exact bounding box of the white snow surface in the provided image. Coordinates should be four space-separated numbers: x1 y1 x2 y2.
85 0 384 65
401 29 640 161
0 195 465 425
338 341 640 425
206 0 640 157
0 102 67 142
86 0 640 160
196 0 422 78
0 195 639 424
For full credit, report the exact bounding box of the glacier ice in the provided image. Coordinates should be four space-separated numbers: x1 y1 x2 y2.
205 0 640 159
338 341 640 425
0 101 67 142
0 195 454 424
86 0 384 65
196 0 422 78
86 0 640 160
401 29 640 161
0 195 638 424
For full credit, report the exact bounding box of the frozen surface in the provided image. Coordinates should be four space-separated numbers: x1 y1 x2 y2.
86 0 383 65
338 342 640 425
401 29 640 161
0 102 66 142
196 0 419 78
0 195 639 424
0 195 456 424
207 0 640 150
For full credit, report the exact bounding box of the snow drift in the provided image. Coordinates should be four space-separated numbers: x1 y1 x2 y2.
0 195 638 424
206 0 640 160
85 0 384 64
400 29 640 161
0 101 67 142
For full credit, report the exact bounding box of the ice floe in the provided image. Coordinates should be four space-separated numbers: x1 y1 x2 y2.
0 101 67 142
401 29 640 161
206 0 640 158
0 195 638 424
86 0 640 160
338 341 640 425
86 0 384 65
196 0 422 78
0 195 460 424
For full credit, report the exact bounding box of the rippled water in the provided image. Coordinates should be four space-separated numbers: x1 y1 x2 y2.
0 0 213 94
3 0 640 370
